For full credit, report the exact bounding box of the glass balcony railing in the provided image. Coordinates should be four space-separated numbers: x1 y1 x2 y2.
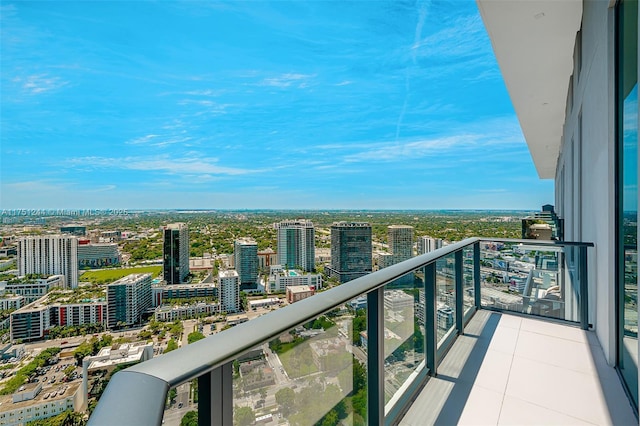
88 238 592 426
479 240 589 324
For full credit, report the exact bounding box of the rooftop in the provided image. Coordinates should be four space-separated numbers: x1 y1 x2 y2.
0 381 81 411
87 342 153 371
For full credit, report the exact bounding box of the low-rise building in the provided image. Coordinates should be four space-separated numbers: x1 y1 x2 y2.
239 359 275 391
384 290 414 312
0 275 65 303
268 266 323 293
437 305 454 330
0 294 25 311
310 337 349 371
248 298 281 310
151 283 217 307
286 285 315 304
154 303 218 322
0 380 82 425
81 342 153 410
0 343 25 360
9 289 107 342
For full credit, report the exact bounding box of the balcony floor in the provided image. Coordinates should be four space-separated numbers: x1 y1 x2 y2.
399 310 638 425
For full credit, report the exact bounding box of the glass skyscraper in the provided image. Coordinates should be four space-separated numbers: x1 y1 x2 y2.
326 222 372 283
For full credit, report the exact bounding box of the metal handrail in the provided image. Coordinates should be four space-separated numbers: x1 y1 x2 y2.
89 237 593 425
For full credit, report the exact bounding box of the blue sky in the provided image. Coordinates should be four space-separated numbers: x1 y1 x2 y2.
0 0 553 210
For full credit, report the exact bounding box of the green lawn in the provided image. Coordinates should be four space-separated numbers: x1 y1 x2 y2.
80 266 162 284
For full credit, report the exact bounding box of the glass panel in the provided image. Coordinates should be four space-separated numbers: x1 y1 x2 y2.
233 306 366 425
617 0 638 408
383 268 426 407
463 246 475 320
479 241 581 323
436 254 456 347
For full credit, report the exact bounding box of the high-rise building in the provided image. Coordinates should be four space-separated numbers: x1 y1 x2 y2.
275 220 315 272
163 223 189 284
106 273 152 329
234 238 258 290
388 225 414 263
17 235 78 289
326 222 372 283
218 270 240 313
417 236 443 255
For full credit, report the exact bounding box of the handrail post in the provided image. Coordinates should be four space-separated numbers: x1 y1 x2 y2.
200 362 233 426
579 245 589 330
455 250 464 334
367 287 385 424
424 263 437 376
473 242 481 309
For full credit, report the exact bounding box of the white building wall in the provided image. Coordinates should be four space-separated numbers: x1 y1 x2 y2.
556 0 617 363
17 236 78 289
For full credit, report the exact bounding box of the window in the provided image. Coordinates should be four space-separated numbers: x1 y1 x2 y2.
616 0 639 410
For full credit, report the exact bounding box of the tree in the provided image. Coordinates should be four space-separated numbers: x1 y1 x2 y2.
234 406 254 426
180 411 198 426
26 409 86 426
63 365 75 379
275 387 295 416
164 339 179 353
187 331 205 344
168 388 177 404
320 409 339 426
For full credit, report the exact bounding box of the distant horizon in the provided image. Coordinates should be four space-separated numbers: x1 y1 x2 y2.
1 1 553 210
0 207 541 216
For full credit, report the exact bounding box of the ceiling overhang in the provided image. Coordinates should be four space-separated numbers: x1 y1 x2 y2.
477 0 583 179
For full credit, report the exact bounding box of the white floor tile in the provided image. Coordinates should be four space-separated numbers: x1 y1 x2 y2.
400 312 639 426
505 356 613 424
458 385 504 426
473 349 513 394
520 318 590 345
514 330 599 376
486 326 519 355
498 395 594 425
497 314 522 330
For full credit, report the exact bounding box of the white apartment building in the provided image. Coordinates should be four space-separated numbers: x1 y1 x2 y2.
384 289 414 312
0 275 65 303
0 295 24 311
218 270 240 313
417 236 443 255
17 236 78 289
0 382 83 426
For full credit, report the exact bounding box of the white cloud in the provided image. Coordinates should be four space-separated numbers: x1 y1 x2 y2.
14 74 69 94
258 73 315 88
69 155 255 176
344 135 476 162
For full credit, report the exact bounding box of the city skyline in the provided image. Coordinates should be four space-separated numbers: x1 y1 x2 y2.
1 1 553 210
